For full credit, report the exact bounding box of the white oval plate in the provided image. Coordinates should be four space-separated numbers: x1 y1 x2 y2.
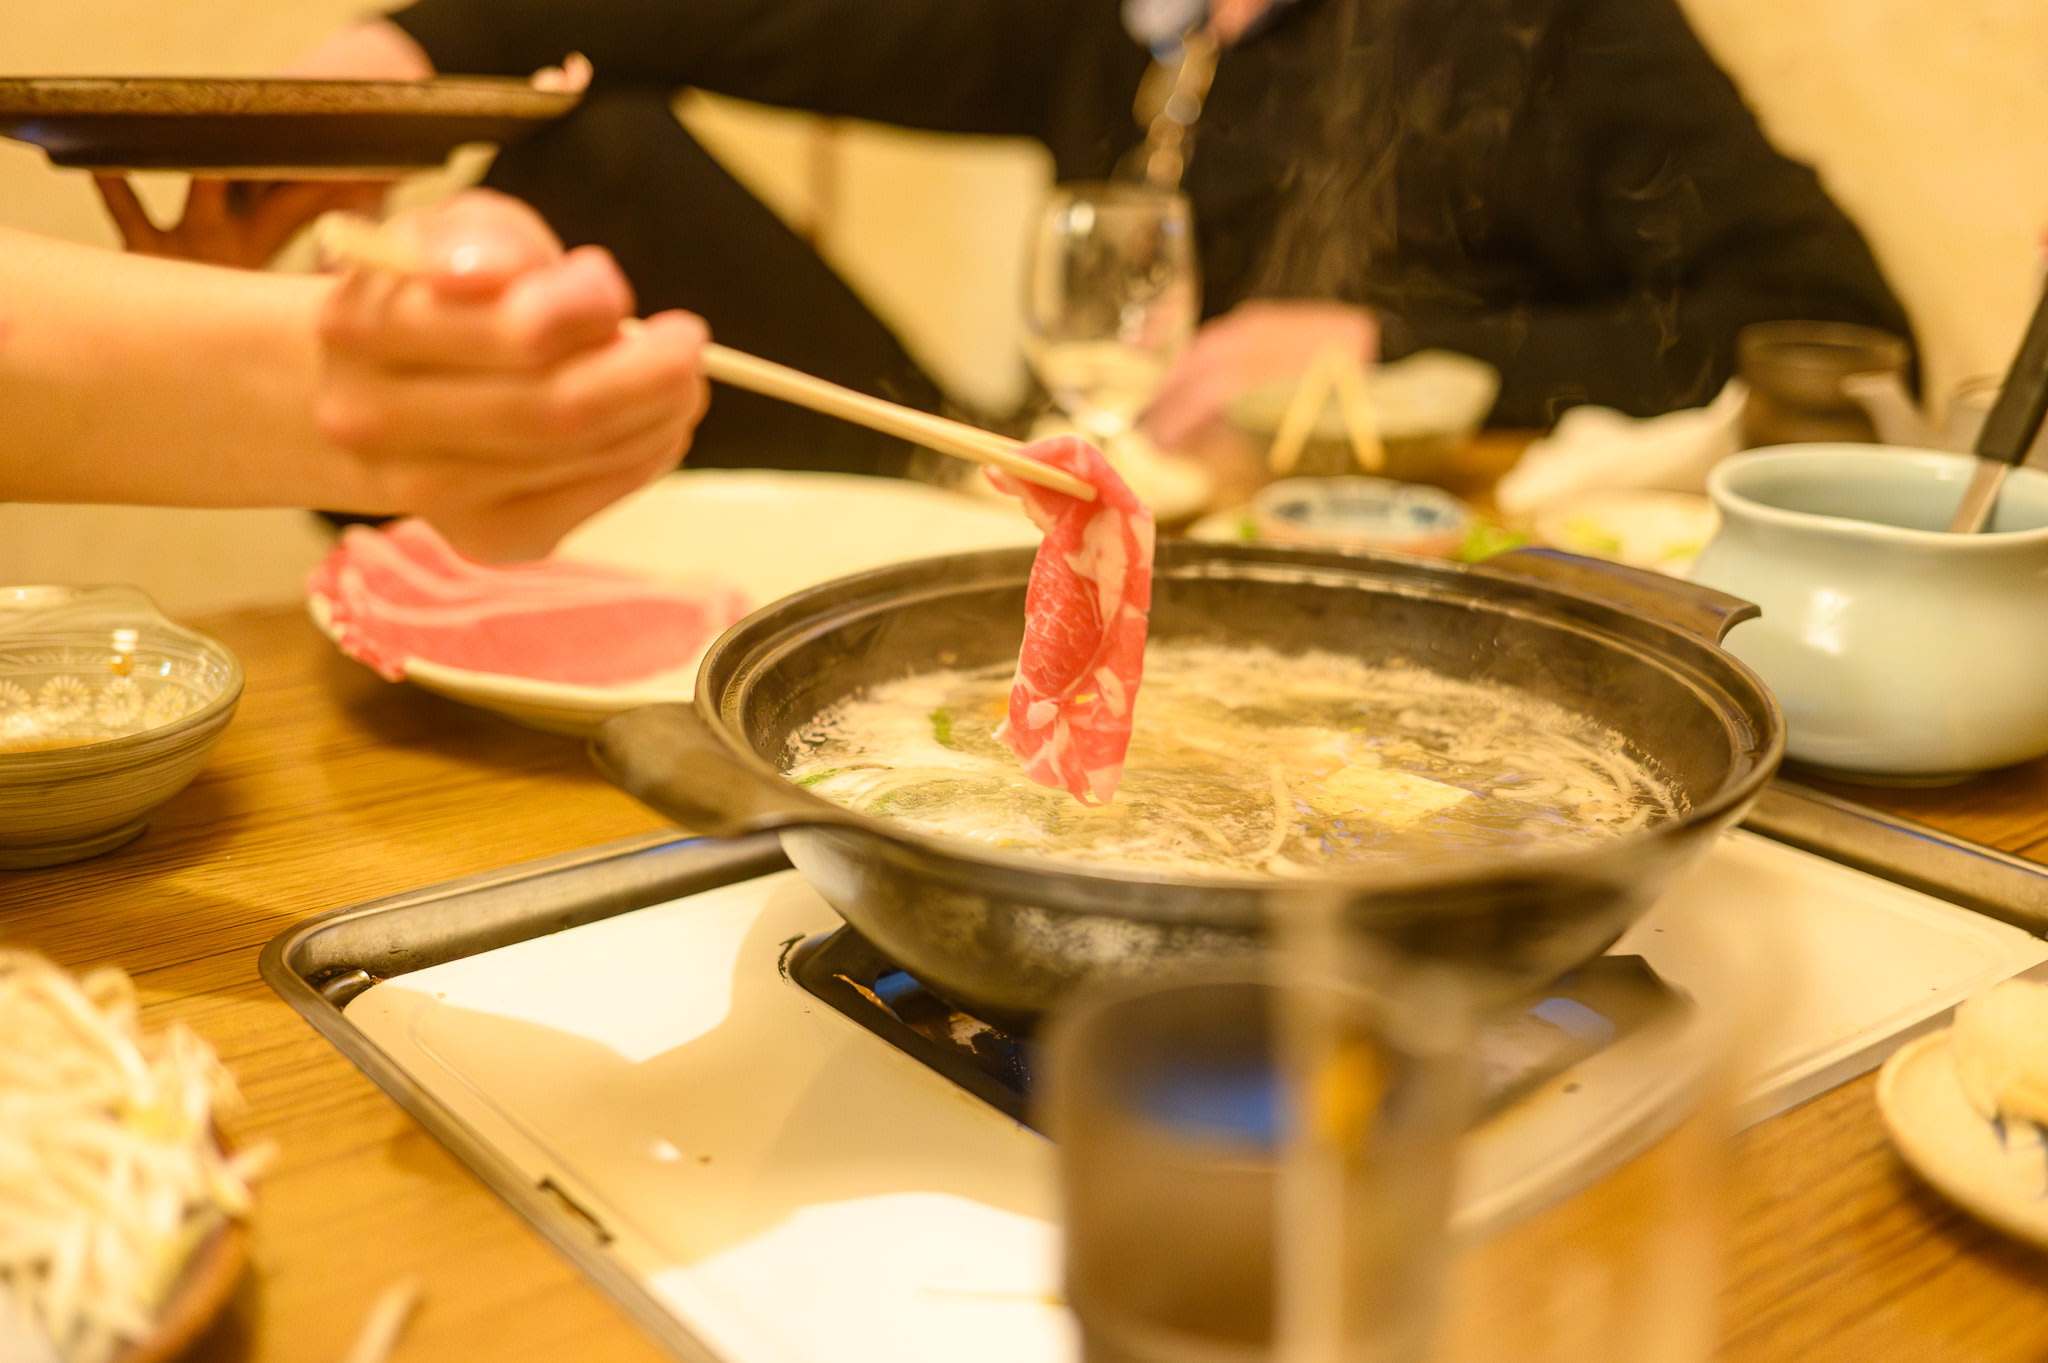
316 470 1039 736
1878 1029 2048 1248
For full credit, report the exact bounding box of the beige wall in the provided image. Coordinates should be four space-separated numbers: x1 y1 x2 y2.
1681 0 2048 409
4 1 2045 608
679 96 1050 416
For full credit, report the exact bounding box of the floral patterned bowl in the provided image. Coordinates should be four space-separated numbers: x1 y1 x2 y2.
0 585 242 868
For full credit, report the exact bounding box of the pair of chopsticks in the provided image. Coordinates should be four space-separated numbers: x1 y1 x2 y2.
312 213 1093 501
1266 345 1384 478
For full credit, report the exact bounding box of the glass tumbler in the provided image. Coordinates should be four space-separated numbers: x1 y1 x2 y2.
1039 965 1474 1363
1432 891 1776 1363
1736 320 1910 448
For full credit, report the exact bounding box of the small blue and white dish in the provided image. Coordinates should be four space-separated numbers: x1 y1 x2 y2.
1250 476 1474 557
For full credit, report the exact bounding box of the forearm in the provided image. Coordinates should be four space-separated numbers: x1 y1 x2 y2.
0 230 377 509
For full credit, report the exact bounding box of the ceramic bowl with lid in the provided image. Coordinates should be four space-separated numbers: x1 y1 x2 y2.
0 585 243 867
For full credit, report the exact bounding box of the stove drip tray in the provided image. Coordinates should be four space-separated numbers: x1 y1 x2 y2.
786 925 1686 1137
268 827 2048 1363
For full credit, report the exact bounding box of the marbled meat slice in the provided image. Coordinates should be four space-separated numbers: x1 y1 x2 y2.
307 517 656 610
307 519 750 686
987 436 1155 804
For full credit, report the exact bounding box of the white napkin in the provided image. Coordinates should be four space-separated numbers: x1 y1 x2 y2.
1494 379 1748 518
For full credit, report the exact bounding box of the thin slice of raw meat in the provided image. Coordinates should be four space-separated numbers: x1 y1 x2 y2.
307 519 750 687
305 518 658 612
987 436 1156 804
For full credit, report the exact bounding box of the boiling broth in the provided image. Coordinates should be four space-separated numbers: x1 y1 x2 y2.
780 642 1685 876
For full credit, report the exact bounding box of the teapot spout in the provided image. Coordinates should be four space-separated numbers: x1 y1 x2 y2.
1843 371 1938 447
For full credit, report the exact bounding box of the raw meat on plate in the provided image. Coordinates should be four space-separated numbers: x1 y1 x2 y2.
307 519 750 688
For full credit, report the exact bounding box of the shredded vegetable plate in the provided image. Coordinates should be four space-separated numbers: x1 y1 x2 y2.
0 951 266 1363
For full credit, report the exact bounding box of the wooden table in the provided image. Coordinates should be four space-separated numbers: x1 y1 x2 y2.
8 599 2048 1363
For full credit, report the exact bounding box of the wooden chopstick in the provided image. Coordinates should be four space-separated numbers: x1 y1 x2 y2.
696 345 1091 498
1267 346 1383 479
313 213 1094 501
1267 346 1338 476
1329 352 1384 474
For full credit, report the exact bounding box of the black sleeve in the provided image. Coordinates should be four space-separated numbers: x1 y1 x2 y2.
1377 0 1915 425
387 0 1144 148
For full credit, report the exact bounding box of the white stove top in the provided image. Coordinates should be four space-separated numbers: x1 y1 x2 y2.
342 830 2048 1363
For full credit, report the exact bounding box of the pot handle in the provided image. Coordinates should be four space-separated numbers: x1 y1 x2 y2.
591 704 844 839
1484 547 1759 644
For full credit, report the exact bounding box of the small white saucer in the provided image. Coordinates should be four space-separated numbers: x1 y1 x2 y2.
1533 489 1720 578
1000 418 1216 524
1877 1029 2048 1248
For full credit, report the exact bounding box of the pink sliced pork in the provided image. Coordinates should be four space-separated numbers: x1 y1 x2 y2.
987 435 1156 805
307 519 750 687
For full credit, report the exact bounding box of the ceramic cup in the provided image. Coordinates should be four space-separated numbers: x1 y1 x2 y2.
1688 444 2048 782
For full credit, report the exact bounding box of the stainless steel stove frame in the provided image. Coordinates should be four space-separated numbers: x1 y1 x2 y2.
258 780 2048 1362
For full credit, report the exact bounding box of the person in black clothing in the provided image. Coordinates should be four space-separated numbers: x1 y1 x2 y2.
114 0 1917 476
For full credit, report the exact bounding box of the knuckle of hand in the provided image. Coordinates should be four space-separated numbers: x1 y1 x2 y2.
665 420 698 468
647 350 701 405
502 303 580 368
315 298 370 350
682 376 711 425
314 393 388 453
508 323 561 370
375 462 465 514
537 386 602 443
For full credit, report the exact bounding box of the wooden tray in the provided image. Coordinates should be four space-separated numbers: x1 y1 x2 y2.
0 76 579 174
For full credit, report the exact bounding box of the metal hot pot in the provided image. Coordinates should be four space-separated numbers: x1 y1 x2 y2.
592 541 1783 1025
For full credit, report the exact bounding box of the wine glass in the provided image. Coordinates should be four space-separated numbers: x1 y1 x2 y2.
1020 181 1200 451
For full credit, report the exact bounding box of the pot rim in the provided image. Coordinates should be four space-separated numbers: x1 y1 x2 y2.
692 540 1785 909
1707 444 2048 547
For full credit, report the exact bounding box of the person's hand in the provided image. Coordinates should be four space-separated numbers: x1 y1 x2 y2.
1141 300 1378 452
92 22 437 269
316 189 709 561
285 16 438 82
529 52 594 94
1207 0 1279 43
95 176 388 271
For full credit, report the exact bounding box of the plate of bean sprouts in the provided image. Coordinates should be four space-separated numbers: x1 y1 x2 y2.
0 951 268 1363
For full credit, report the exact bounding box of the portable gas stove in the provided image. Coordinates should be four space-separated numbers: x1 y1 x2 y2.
263 781 2048 1363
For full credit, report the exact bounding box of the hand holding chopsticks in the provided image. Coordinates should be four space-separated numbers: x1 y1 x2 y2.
314 212 1093 501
